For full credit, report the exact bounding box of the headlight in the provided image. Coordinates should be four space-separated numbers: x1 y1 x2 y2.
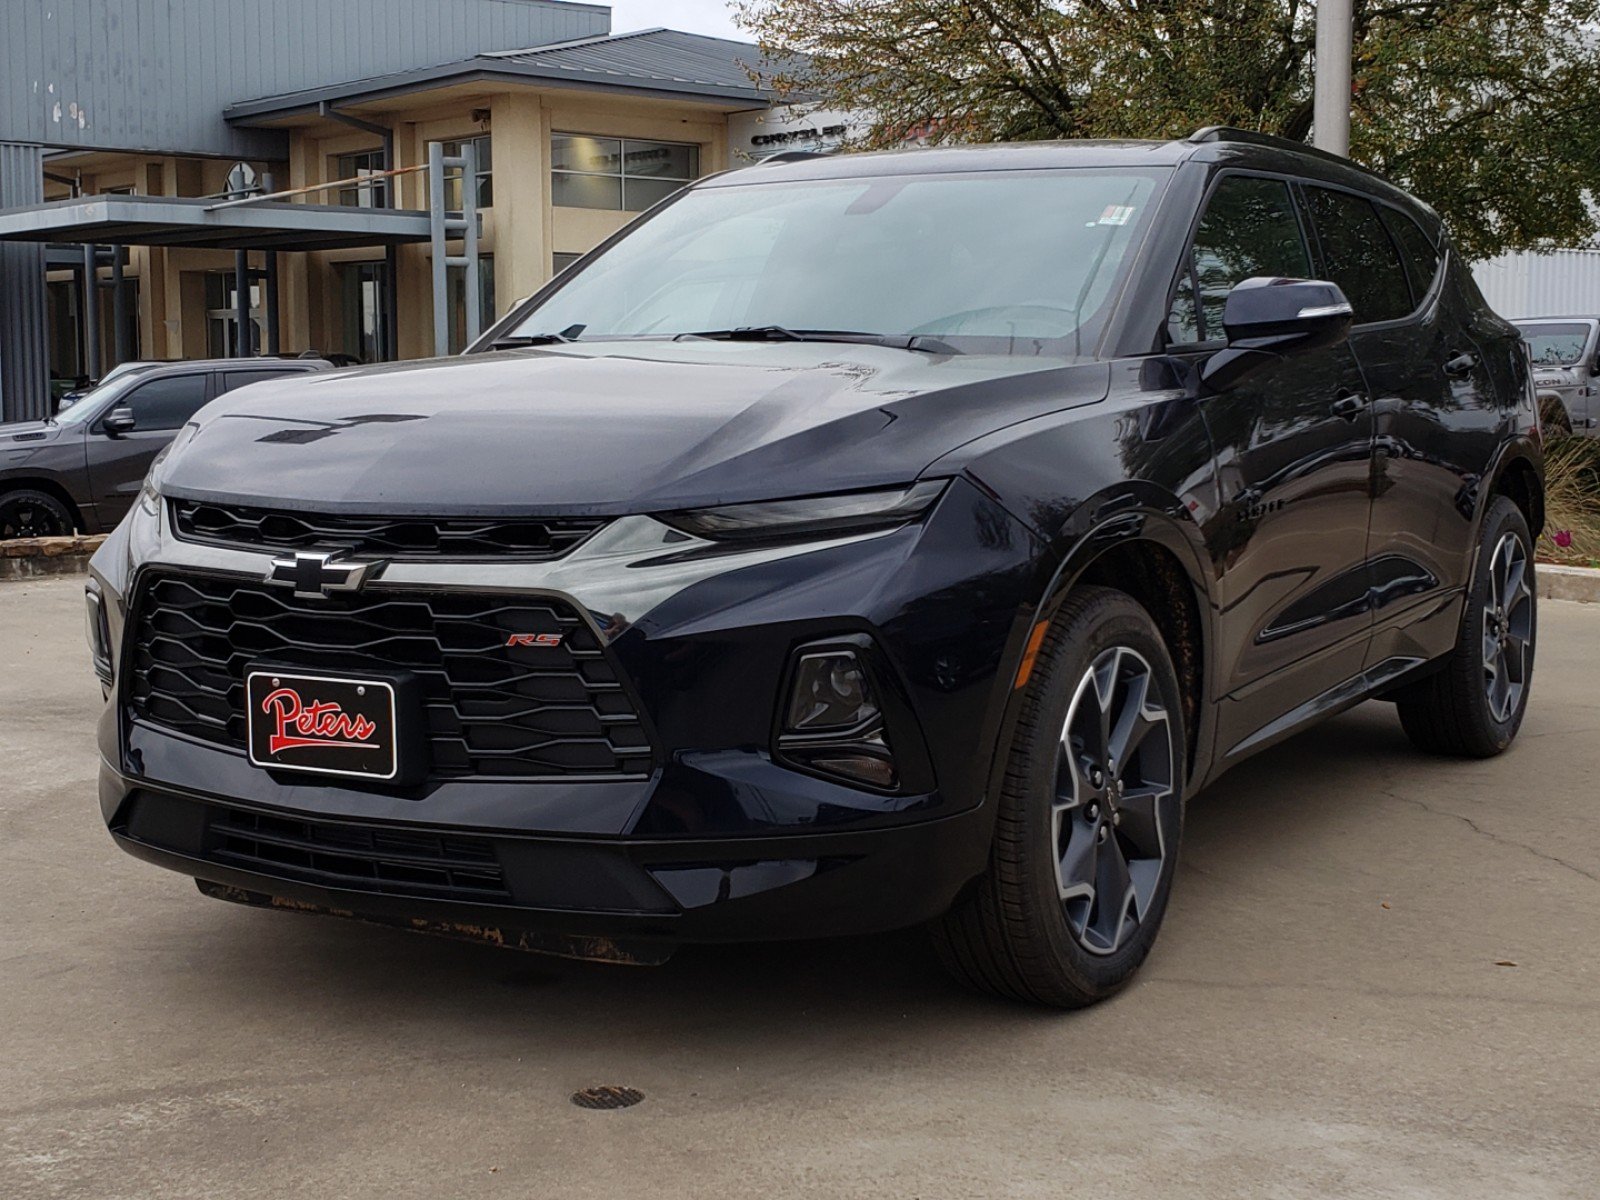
659 480 946 542
136 425 193 515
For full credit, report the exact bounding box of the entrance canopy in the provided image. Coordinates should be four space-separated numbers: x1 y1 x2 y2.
0 193 439 251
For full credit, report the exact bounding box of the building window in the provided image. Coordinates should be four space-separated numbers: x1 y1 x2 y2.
446 255 496 354
551 133 699 213
204 273 263 358
339 262 391 362
441 135 493 210
335 149 388 208
552 252 582 276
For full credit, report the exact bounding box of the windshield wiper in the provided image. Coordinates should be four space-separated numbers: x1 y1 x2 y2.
490 323 588 350
681 327 962 355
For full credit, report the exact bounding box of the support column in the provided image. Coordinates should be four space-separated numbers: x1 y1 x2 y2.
111 246 130 366
489 93 549 312
234 250 253 357
81 244 101 381
1314 0 1354 157
0 143 50 421
264 250 281 355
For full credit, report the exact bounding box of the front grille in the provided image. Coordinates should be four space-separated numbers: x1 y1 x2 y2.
210 808 510 900
127 573 653 780
170 499 605 560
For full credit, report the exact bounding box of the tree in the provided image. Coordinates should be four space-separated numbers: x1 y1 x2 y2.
734 1 1600 259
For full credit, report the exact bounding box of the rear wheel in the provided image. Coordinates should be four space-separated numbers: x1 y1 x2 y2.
931 586 1185 1008
1396 496 1535 756
0 489 75 539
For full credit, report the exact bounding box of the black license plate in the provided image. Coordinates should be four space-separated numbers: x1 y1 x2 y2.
247 669 400 781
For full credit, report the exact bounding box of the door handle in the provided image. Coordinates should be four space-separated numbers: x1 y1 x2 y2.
1330 392 1370 421
1445 351 1479 377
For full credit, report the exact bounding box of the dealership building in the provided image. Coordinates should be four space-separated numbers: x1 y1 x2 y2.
0 0 829 421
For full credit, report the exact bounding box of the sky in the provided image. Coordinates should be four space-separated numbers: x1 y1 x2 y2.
607 1 745 41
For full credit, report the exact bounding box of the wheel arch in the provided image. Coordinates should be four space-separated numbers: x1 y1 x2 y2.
0 475 88 533
1022 490 1218 787
1488 447 1545 540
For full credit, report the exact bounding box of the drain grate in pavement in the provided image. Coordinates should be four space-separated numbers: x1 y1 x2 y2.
571 1085 645 1110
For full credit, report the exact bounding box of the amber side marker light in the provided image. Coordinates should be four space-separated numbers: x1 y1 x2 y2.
1013 621 1051 691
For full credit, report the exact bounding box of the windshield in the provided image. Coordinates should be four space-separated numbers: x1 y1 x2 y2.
508 168 1167 357
1519 322 1592 367
54 370 148 426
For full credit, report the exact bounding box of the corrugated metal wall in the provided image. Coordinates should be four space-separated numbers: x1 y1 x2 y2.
0 143 48 424
1472 249 1600 320
2 0 611 158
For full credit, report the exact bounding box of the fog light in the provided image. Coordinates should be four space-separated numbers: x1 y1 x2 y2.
786 650 879 733
778 646 898 790
85 585 113 683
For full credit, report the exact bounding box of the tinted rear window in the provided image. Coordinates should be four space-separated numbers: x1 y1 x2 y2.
1379 207 1442 304
221 368 307 394
1306 187 1413 324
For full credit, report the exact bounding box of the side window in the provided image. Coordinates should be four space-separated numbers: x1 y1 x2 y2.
118 374 210 432
1169 176 1312 344
1306 188 1413 324
220 368 302 395
1379 206 1442 304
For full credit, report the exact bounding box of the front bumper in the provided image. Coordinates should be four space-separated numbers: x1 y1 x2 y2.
105 777 991 956
90 478 1048 948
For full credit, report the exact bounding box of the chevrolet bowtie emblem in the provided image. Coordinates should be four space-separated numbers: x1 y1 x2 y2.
265 550 385 599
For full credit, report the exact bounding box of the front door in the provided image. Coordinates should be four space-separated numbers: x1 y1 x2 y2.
1169 174 1376 756
85 371 213 526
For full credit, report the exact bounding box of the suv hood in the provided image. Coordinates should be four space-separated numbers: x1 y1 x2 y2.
162 342 1110 516
1 420 66 446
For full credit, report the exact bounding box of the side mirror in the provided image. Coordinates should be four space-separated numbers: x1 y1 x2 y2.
1201 277 1354 392
101 406 137 436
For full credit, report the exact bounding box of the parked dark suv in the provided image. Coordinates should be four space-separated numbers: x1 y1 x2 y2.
1 357 330 539
88 129 1542 1007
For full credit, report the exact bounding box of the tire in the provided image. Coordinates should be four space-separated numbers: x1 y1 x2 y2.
931 586 1186 1008
1395 495 1535 757
0 489 76 540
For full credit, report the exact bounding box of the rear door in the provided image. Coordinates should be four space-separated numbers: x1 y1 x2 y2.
1174 173 1377 755
1304 189 1508 669
84 370 214 526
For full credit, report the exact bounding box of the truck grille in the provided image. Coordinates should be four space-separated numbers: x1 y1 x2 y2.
127 573 652 780
170 499 605 560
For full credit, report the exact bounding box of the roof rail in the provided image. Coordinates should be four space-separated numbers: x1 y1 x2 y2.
1186 125 1352 167
758 150 832 165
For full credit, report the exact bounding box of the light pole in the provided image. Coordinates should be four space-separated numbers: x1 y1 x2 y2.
1314 0 1353 157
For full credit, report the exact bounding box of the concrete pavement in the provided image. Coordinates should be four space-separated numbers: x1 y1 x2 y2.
1 573 1596 1199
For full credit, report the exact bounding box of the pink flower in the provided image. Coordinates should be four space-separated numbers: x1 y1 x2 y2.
1554 529 1574 548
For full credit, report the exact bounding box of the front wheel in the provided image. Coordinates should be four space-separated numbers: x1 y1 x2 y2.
0 489 76 540
1396 496 1536 756
931 586 1185 1008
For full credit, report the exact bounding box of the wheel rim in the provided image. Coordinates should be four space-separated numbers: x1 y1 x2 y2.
1052 646 1178 957
0 499 66 540
1482 532 1533 724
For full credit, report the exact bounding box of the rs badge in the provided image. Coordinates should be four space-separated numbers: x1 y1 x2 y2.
506 633 565 648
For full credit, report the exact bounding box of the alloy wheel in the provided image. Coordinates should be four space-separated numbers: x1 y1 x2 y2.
0 498 68 540
1052 646 1178 956
1482 531 1533 724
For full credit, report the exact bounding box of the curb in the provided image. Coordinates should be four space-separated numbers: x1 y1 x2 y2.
1538 563 1600 605
0 535 108 581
